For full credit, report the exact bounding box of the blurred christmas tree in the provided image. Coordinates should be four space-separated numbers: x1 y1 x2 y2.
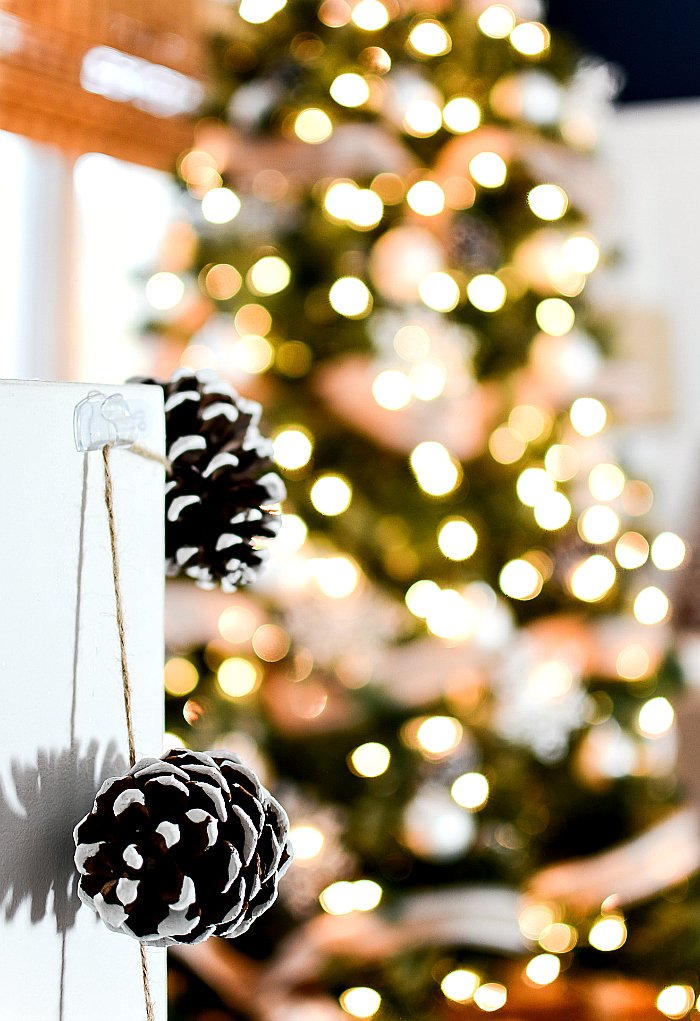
145 1 700 1018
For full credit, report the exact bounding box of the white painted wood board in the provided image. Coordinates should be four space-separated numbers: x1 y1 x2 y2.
0 379 167 1021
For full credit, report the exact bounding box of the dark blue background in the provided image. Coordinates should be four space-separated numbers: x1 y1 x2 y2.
547 1 700 103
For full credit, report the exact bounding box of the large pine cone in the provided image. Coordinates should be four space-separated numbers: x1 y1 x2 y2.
132 367 286 591
73 748 292 946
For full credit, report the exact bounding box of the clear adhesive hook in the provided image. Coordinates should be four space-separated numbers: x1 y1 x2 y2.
74 391 153 452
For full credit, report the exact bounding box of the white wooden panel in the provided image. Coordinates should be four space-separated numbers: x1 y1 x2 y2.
0 379 166 1021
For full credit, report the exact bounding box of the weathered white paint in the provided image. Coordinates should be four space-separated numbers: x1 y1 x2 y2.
0 379 166 1020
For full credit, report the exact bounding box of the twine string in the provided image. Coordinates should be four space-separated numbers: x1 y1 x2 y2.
102 441 160 1021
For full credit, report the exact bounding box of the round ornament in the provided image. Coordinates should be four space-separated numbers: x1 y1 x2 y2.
74 748 292 946
132 367 286 591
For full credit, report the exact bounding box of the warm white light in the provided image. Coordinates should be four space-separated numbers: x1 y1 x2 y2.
519 904 557 940
320 879 382 914
451 772 489 810
146 271 184 309
579 505 619 544
510 22 549 55
563 235 599 273
651 532 685 570
517 468 554 507
416 715 462 754
163 658 199 697
616 644 650 681
204 264 242 300
273 428 313 470
529 661 573 699
570 555 616 602
443 97 480 133
589 463 625 501
467 274 506 312
317 557 358 598
201 187 241 223
405 579 441 617
570 397 606 436
538 923 578 953
353 879 383 910
407 180 445 216
239 0 286 23
410 441 460 495
615 532 649 569
499 559 542 600
545 444 579 481
234 335 274 374
571 559 616 596
473 983 507 1012
394 324 430 360
536 297 575 336
274 514 308 552
469 152 507 188
347 189 384 229
325 181 358 219
419 272 460 311
441 969 480 1002
525 954 560 986
330 72 370 107
478 4 515 38
509 405 547 441
217 658 260 698
290 825 324 859
438 518 477 560
528 184 568 220
404 100 443 137
634 586 668 624
410 362 445 400
340 987 381 1017
588 916 626 952
248 255 291 295
351 0 389 30
534 491 571 530
310 475 352 515
372 370 412 409
329 277 372 316
409 21 451 56
489 427 526 464
350 742 391 777
656 985 695 1019
294 108 333 144
638 696 674 736
427 589 475 639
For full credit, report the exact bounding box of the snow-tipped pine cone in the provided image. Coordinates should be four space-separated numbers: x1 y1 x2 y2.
73 748 292 946
132 368 286 591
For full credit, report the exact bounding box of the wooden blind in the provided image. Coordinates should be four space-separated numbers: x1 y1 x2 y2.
0 0 202 169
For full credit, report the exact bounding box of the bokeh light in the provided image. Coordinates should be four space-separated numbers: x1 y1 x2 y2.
656 985 695 1019
651 532 685 569
419 272 460 311
499 559 543 600
349 742 391 777
441 969 480 1002
478 5 515 38
416 715 462 754
634 586 668 624
317 557 358 598
569 555 616 601
615 532 649 569
426 589 475 639
467 273 506 311
310 475 352 515
329 276 372 316
616 644 650 680
473 983 507 1012
638 696 674 736
410 362 446 399
534 491 571 530
320 879 382 914
563 235 599 273
588 916 627 952
589 463 625 501
217 657 261 698
570 397 606 436
509 405 547 441
330 72 370 107
489 426 526 464
538 922 577 953
451 772 489 810
294 108 333 143
372 370 412 409
409 21 452 56
146 271 184 309
510 22 549 55
274 514 308 552
218 605 257 643
525 954 560 986
407 180 445 215
340 987 381 1018
517 468 554 506
528 184 568 220
529 661 573 699
545 444 579 481
443 97 480 132
469 151 507 187
290 825 324 859
273 427 313 470
163 658 199 697
201 187 241 223
410 441 460 495
252 624 290 662
351 0 389 30
535 297 575 335
519 904 557 940
404 99 443 137
405 579 441 617
438 518 478 560
578 505 619 544
248 255 291 295
204 263 241 300
238 0 286 23
234 335 274 374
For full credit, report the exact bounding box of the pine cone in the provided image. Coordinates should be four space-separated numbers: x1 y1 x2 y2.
73 748 293 946
132 367 286 591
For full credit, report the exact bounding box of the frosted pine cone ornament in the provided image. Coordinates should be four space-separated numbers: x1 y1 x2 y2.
73 749 292 946
133 367 286 591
